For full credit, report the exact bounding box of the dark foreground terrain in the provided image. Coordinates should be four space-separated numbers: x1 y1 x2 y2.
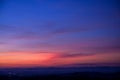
0 72 120 80
0 67 120 80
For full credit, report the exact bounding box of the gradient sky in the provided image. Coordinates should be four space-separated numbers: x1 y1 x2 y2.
0 0 120 68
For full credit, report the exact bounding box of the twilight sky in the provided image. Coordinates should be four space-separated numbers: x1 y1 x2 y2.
0 0 120 68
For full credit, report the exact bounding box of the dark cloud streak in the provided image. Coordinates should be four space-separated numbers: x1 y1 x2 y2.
59 52 95 58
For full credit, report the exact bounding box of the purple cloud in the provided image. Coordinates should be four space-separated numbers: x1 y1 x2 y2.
11 26 89 40
59 52 95 58
13 31 39 40
0 42 6 44
52 27 89 35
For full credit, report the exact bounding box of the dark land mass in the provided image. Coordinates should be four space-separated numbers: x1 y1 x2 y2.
0 71 120 80
0 67 120 80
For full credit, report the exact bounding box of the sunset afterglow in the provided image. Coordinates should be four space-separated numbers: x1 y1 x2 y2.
0 0 120 68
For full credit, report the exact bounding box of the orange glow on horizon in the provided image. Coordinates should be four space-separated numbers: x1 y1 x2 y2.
0 52 120 68
0 52 57 68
